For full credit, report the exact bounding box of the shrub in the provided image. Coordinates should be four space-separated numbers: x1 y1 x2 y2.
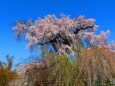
0 55 19 86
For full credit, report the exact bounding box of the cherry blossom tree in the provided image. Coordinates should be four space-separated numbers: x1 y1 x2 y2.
13 14 115 55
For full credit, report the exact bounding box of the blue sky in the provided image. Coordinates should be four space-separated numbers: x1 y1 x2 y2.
0 0 115 65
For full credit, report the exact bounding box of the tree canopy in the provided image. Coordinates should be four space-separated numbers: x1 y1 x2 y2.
13 14 115 56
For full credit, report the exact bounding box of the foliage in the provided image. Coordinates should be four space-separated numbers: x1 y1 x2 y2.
11 48 115 86
77 47 115 86
15 53 78 86
0 55 19 86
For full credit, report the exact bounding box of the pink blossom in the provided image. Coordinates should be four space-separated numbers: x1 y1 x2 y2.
13 14 114 55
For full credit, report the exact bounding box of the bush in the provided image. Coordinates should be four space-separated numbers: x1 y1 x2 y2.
0 55 19 86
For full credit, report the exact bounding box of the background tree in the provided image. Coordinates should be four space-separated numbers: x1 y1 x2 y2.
0 55 19 86
77 47 115 86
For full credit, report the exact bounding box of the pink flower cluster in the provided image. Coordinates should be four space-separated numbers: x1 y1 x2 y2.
13 14 115 55
17 62 43 76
